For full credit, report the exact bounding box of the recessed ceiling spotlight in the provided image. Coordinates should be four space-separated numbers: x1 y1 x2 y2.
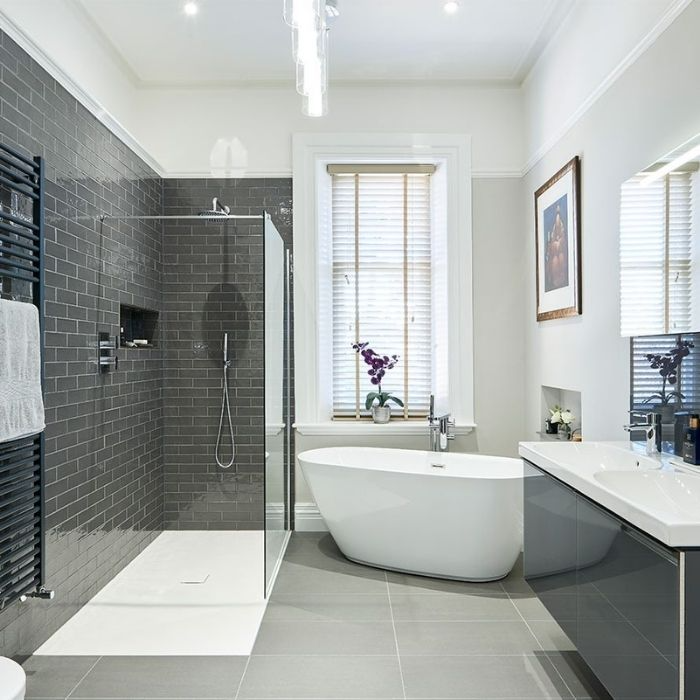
443 1 459 14
325 0 340 18
183 1 199 16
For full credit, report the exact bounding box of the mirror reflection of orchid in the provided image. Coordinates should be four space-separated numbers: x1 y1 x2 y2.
351 341 404 410
644 339 695 406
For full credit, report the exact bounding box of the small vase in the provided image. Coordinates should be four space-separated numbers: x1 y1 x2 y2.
557 424 571 441
657 404 675 424
545 419 558 435
371 405 391 424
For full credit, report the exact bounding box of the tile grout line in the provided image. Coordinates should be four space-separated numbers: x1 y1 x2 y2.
64 655 103 700
500 580 576 700
385 571 407 700
233 654 252 700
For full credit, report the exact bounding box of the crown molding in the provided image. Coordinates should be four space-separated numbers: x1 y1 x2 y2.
163 170 294 180
139 77 522 91
511 0 576 84
0 9 165 177
521 0 695 175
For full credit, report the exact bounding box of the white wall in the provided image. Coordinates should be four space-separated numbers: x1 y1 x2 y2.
522 0 684 168
521 0 700 445
135 84 524 176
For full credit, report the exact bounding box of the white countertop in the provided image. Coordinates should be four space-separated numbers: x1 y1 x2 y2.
519 440 700 548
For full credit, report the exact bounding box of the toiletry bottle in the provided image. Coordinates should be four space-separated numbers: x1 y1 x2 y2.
683 414 700 466
675 411 690 456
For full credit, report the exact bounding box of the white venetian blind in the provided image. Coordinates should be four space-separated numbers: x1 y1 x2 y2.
620 172 694 336
330 166 433 418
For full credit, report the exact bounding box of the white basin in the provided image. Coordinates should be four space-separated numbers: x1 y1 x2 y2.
522 441 660 475
595 469 700 520
520 440 700 547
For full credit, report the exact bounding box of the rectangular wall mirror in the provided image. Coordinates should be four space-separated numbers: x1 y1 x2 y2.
619 132 700 337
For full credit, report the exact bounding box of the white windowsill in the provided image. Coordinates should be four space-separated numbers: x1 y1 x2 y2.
294 422 476 437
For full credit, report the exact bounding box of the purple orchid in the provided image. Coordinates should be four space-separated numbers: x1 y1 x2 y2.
644 339 695 406
352 341 404 409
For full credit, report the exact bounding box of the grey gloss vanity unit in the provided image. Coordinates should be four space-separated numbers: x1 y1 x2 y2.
520 441 700 700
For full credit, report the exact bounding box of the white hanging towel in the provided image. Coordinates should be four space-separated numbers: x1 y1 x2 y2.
0 298 45 443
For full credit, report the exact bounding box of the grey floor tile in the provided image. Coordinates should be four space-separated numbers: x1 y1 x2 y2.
70 656 247 699
23 655 100 699
238 655 404 699
253 620 396 655
527 620 577 652
386 571 503 597
390 592 519 621
500 574 536 596
512 595 561 621
265 594 391 621
395 620 540 656
272 561 387 597
401 654 573 699
570 654 677 699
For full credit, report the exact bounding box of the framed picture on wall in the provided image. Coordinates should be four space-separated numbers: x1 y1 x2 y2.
535 156 582 321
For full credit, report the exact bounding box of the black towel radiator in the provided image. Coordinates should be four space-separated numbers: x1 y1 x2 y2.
0 142 50 610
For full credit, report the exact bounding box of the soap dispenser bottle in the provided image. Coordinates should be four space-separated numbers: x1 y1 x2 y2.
683 414 700 466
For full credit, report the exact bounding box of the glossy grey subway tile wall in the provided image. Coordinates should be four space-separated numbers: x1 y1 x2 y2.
0 29 163 656
161 179 292 530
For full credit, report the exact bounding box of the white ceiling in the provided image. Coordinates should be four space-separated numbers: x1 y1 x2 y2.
74 0 575 86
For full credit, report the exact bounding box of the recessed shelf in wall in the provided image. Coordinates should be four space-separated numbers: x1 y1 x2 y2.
119 304 159 348
540 385 582 439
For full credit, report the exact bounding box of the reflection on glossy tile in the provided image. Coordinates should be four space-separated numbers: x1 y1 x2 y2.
395 620 540 656
390 592 519 621
401 654 573 699
545 652 613 700
386 571 503 597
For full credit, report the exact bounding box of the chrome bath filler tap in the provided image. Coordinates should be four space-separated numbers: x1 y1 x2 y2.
428 394 455 452
215 332 235 468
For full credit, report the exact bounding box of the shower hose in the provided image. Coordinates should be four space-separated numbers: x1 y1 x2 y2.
215 333 235 469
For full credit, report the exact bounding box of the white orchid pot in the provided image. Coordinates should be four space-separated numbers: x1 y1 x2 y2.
371 405 391 424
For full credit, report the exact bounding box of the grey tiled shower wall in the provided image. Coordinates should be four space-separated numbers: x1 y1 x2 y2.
161 179 292 530
0 28 292 657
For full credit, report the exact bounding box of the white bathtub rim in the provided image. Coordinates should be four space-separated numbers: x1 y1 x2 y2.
298 446 522 480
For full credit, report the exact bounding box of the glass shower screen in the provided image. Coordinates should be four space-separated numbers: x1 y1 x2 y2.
264 216 290 595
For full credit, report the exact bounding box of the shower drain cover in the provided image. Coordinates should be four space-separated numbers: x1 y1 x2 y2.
179 573 210 584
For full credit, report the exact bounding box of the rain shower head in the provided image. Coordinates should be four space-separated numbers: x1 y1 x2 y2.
199 197 231 217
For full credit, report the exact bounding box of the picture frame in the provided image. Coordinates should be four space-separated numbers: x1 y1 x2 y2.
535 156 581 321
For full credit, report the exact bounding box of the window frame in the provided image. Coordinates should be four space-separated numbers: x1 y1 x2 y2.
292 133 474 436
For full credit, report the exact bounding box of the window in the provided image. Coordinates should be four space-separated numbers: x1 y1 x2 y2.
329 166 434 418
620 171 694 336
292 133 473 435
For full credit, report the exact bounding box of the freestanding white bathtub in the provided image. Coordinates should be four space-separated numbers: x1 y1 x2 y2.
298 446 523 581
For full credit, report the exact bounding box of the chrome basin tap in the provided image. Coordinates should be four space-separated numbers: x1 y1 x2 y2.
428 394 455 452
624 411 663 456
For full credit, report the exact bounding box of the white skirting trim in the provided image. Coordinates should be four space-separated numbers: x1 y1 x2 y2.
295 502 328 532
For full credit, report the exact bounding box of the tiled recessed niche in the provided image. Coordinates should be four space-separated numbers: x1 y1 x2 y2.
119 304 159 347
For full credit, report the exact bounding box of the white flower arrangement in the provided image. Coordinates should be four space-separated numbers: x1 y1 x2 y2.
549 406 574 426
